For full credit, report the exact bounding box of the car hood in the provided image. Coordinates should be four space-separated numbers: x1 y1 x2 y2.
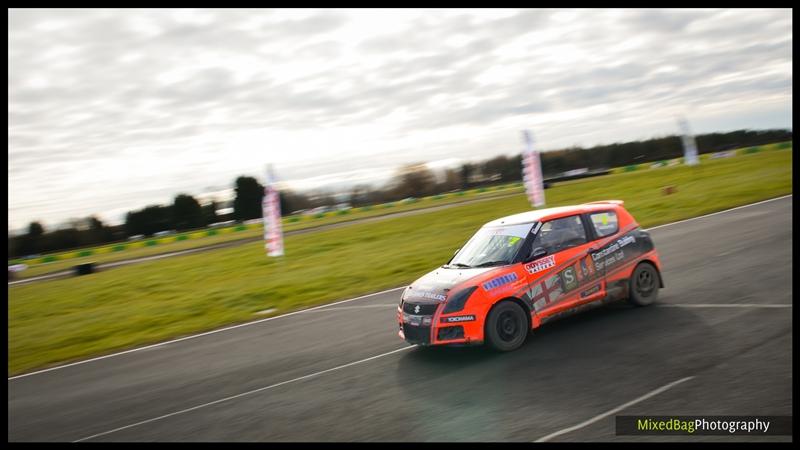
404 266 497 303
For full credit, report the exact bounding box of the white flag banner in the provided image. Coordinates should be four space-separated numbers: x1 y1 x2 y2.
678 117 699 166
263 165 284 257
521 130 546 207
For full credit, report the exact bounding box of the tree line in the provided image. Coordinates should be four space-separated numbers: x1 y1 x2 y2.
8 128 791 258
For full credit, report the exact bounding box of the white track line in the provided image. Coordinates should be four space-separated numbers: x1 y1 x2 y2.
657 303 791 308
8 286 405 381
8 272 69 285
73 345 415 442
534 376 695 442
300 304 399 312
645 194 792 231
8 194 792 380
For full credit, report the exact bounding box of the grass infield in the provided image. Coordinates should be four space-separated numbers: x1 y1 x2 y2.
10 184 523 280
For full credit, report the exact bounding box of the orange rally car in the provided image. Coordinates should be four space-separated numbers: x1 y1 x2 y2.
397 200 663 352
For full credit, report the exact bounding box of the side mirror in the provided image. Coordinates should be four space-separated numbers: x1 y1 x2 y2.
527 247 547 262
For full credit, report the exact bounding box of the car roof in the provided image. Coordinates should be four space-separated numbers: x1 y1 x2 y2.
483 200 624 227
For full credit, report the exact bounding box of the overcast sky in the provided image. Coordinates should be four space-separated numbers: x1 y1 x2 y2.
8 8 792 231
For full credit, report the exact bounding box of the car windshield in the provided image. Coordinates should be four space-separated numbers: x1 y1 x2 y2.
447 222 535 268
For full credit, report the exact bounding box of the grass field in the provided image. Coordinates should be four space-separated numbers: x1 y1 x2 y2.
606 140 791 174
8 147 792 375
10 184 523 280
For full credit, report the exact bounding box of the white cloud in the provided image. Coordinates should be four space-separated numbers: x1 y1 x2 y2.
8 8 793 230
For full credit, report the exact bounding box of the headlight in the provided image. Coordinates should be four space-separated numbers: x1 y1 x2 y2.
399 287 409 308
442 286 478 314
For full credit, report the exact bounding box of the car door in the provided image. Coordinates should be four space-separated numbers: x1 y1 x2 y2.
522 214 606 319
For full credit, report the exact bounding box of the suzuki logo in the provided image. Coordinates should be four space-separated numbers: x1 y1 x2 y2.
414 305 420 314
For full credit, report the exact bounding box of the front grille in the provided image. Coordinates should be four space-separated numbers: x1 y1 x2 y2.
403 325 431 345
402 302 439 315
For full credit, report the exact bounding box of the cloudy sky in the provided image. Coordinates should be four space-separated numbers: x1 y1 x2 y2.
8 8 792 231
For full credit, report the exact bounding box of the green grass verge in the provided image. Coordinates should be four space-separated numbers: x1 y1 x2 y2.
8 148 792 375
11 186 525 280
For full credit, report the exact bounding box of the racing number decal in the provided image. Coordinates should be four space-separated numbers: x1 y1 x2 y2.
561 266 578 292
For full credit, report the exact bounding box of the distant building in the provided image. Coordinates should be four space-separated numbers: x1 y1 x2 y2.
196 188 236 216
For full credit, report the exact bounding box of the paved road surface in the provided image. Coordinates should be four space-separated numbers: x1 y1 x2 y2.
8 196 792 442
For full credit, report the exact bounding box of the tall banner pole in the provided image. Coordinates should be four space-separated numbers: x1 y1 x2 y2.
678 117 699 166
521 130 546 208
263 164 284 257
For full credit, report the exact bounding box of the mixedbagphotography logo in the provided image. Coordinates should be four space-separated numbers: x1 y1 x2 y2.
616 416 793 436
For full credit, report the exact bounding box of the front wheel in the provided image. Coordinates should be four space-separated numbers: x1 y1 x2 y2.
628 262 659 306
484 301 528 352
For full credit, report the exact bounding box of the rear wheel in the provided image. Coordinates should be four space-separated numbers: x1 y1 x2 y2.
628 262 659 306
485 301 528 352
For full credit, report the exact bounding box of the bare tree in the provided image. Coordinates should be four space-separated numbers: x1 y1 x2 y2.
390 163 437 199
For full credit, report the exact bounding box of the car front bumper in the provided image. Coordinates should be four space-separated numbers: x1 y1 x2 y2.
397 303 483 346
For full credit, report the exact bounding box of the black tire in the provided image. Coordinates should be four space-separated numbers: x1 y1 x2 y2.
628 262 659 306
484 301 528 352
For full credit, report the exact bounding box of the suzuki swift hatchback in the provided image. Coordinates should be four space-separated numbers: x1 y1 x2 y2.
397 200 663 352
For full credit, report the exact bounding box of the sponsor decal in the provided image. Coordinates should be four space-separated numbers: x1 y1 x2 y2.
580 284 601 298
441 315 476 323
579 254 596 280
482 272 519 291
525 255 556 274
618 234 636 248
561 265 579 292
531 221 542 235
414 291 446 302
592 233 638 271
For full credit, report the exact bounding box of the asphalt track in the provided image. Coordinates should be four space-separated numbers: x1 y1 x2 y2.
8 195 792 442
9 191 522 286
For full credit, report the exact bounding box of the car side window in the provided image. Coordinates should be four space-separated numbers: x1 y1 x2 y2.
530 215 588 255
589 211 618 238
